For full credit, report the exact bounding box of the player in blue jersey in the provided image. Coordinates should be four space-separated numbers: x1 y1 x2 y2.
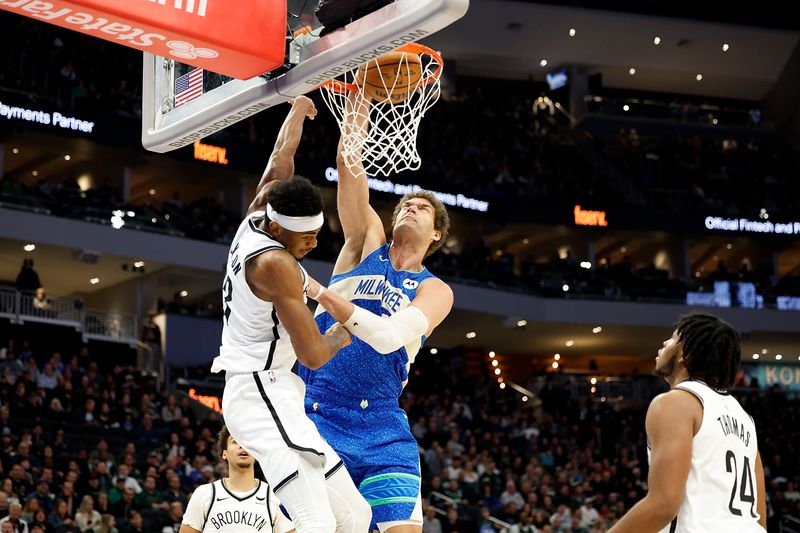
298 95 454 533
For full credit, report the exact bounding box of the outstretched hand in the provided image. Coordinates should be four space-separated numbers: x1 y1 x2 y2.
291 95 317 120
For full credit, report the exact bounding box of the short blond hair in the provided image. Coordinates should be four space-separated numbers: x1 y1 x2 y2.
390 191 450 258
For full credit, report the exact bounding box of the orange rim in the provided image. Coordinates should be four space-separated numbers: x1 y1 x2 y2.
321 43 443 94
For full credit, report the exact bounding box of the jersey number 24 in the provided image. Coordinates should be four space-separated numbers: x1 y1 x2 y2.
725 450 757 519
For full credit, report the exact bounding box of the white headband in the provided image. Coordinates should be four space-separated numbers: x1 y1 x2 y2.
266 203 324 232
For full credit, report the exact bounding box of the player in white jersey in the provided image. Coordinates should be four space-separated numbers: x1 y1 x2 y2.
609 312 766 533
180 425 295 533
210 97 371 533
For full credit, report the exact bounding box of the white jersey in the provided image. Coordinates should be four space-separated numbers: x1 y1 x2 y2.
651 380 763 533
212 211 309 374
182 478 294 533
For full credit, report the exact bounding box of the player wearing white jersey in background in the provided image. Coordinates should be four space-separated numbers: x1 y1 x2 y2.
180 425 295 533
210 97 371 533
609 312 766 533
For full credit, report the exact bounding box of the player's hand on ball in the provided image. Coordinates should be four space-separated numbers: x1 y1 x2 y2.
326 323 352 349
291 95 317 120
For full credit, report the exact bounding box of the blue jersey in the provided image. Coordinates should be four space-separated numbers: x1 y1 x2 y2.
300 243 437 527
299 243 435 400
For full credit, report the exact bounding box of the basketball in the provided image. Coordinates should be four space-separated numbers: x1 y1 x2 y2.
358 51 423 104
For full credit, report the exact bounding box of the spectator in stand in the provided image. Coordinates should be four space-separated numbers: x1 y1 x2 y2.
74 495 101 531
138 312 161 373
0 340 15 361
422 504 442 533
0 502 28 533
93 491 111 517
155 501 182 533
36 364 59 391
32 289 50 312
118 511 143 533
22 497 41 524
133 476 166 513
440 506 468 533
160 396 181 426
159 475 185 509
112 466 141 495
132 415 159 445
500 480 525 509
26 511 46 533
56 481 76 517
15 260 41 294
110 489 136 523
25 480 53 516
579 497 600 529
94 514 117 533
48 499 76 532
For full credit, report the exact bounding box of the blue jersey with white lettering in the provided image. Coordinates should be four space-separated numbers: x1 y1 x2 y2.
299 243 435 400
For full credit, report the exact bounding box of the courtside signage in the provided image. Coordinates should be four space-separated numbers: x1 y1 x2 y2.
145 0 207 17
325 166 489 212
0 99 95 133
744 365 800 391
193 140 228 165
574 205 608 227
705 216 800 235
0 0 285 79
188 387 222 413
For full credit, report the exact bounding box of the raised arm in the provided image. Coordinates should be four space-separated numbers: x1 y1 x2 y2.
307 276 453 354
248 96 317 215
333 92 386 273
246 252 350 369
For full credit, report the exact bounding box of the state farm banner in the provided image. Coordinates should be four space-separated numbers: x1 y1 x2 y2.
0 0 286 79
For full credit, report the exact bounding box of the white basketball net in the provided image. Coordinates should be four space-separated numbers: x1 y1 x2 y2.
320 48 442 178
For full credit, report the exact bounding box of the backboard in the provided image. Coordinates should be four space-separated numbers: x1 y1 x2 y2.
141 0 469 153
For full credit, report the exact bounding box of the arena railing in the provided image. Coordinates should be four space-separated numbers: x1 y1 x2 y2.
0 286 137 345
84 311 137 344
780 514 800 533
429 490 512 531
18 291 82 325
569 378 667 406
0 287 17 321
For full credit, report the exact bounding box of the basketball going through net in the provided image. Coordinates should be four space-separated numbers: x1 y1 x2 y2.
320 43 443 177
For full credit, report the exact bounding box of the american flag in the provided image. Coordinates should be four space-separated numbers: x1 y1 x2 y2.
174 68 204 108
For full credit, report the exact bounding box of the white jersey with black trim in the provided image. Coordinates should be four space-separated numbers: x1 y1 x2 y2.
182 478 294 533
650 380 763 533
212 211 309 374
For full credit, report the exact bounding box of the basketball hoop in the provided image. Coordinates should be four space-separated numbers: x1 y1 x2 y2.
320 43 443 177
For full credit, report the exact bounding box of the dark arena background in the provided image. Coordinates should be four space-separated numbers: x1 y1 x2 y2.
1 0 799 532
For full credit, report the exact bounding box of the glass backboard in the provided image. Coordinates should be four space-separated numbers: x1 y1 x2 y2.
141 0 468 153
